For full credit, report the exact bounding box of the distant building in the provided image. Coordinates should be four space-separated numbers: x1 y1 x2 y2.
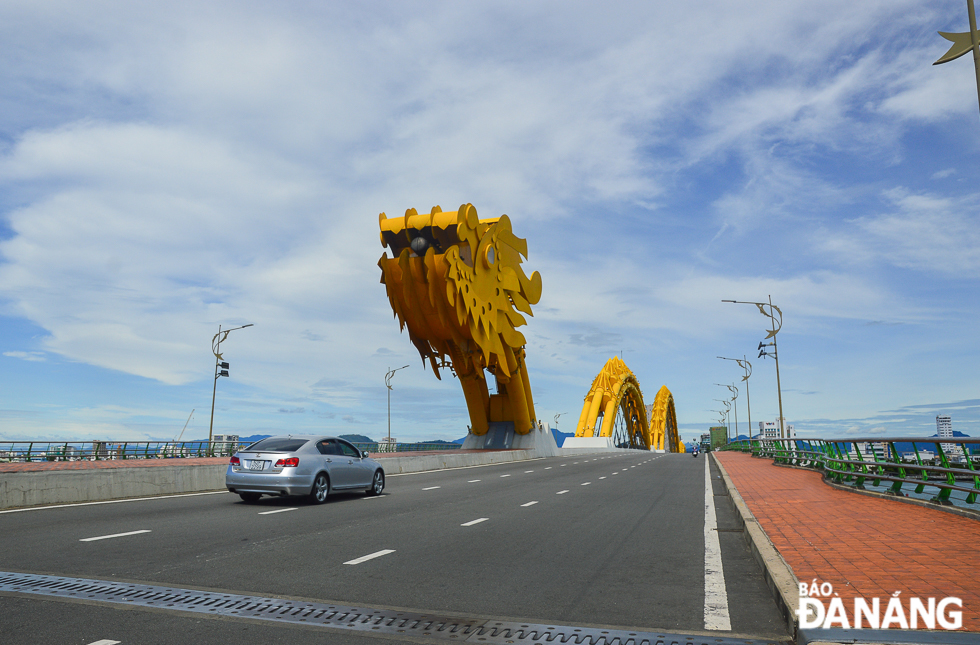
212 434 239 452
937 415 955 454
758 419 795 440
901 450 935 463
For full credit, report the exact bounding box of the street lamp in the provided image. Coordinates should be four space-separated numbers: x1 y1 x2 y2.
934 0 980 118
715 383 738 440
718 356 752 437
209 323 254 453
722 296 786 439
713 398 731 439
385 365 410 445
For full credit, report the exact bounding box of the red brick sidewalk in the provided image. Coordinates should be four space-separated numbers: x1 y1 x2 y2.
715 451 980 631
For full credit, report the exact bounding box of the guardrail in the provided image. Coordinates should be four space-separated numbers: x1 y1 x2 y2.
0 439 462 463
721 437 980 506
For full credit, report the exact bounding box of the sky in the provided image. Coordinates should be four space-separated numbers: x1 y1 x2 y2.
1 1 979 444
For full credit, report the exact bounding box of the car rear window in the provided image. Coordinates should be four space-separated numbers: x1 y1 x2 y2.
243 438 308 453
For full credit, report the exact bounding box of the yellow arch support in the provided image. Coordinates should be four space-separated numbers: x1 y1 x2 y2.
649 385 682 452
575 357 653 449
377 204 542 436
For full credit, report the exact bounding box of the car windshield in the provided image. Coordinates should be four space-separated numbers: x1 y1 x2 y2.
243 438 308 453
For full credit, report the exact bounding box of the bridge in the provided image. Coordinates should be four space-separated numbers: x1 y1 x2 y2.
2 205 979 644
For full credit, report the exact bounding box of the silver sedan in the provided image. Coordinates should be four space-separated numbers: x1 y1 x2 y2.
225 435 385 503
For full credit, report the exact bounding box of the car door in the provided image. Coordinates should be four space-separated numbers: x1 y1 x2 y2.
338 440 373 487
315 439 354 488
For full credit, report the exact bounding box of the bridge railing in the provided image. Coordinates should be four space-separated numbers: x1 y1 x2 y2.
0 440 242 462
0 440 462 463
721 437 980 505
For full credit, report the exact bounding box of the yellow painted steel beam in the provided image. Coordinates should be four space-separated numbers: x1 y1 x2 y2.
377 204 542 435
575 357 654 449
649 385 681 452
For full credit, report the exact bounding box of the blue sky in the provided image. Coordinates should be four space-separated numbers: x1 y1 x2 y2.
1 1 979 443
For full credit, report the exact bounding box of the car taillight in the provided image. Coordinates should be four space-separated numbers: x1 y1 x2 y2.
275 457 299 468
230 456 240 465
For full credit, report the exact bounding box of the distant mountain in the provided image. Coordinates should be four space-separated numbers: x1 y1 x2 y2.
340 434 375 444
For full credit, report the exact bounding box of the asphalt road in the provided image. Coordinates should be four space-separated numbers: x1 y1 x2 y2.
0 452 789 644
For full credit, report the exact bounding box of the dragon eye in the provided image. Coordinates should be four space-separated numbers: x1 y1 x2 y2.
410 236 429 255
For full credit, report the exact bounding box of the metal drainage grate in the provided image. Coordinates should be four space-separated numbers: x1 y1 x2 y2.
0 571 781 645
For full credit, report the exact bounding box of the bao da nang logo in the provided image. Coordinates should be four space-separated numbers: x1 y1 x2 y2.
797 580 962 630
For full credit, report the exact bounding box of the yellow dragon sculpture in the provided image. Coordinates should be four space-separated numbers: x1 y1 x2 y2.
378 204 542 437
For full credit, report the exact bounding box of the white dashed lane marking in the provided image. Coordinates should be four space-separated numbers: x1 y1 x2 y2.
344 549 396 565
258 508 297 515
468 480 481 483
461 518 489 527
581 482 591 486
521 501 538 507
79 530 151 542
422 486 440 491
500 474 511 478
556 490 569 495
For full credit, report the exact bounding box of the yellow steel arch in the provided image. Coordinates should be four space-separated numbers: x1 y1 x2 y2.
649 385 682 452
377 204 542 436
574 357 653 449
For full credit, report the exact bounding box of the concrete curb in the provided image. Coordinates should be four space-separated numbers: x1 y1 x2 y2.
711 453 800 640
0 449 547 510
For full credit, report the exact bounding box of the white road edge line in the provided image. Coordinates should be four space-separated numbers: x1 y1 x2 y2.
704 456 732 631
521 501 538 507
258 508 297 515
79 529 151 542
344 549 395 565
461 518 489 526
422 486 441 490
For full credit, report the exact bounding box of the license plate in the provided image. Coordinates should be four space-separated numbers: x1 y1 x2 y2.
249 460 266 471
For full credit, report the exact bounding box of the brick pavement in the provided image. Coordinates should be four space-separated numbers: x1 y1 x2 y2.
715 451 980 631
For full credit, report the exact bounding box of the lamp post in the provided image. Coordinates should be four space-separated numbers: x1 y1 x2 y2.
934 0 980 118
714 398 731 440
716 383 738 440
722 296 786 439
385 365 410 445
208 323 254 453
718 356 752 437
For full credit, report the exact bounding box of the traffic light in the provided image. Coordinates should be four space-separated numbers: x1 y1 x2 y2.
219 362 229 377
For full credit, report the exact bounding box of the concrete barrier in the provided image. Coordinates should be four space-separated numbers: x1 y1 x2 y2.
0 450 549 510
0 463 228 510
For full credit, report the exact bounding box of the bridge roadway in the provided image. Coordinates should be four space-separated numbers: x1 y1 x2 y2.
0 452 789 644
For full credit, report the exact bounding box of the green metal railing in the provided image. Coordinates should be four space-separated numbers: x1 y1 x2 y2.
0 439 462 463
721 437 980 506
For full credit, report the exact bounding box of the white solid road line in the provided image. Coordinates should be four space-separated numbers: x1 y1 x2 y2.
556 490 569 495
461 518 489 526
79 530 151 542
258 508 297 515
521 501 538 507
703 457 732 631
422 486 441 490
344 549 395 565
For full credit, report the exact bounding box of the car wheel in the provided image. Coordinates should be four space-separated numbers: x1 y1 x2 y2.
239 492 261 503
367 469 385 496
310 473 330 504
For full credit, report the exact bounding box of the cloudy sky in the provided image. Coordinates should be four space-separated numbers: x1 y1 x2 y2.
1 1 979 444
